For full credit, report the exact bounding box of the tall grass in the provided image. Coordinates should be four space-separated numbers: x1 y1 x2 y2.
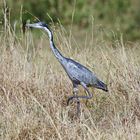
0 19 140 139
3 0 140 40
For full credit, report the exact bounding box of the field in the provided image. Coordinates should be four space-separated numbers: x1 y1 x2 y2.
0 22 140 140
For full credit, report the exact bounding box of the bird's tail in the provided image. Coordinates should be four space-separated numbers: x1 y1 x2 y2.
95 80 108 92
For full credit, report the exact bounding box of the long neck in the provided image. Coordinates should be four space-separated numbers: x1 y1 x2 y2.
44 27 64 62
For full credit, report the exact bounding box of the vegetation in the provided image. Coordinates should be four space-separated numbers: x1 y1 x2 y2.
0 0 140 40
0 12 140 139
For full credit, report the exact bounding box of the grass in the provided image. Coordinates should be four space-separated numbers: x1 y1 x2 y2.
0 21 140 140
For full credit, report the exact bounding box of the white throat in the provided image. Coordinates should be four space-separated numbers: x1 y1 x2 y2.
44 27 52 40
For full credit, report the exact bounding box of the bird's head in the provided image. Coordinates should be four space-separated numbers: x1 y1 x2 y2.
26 21 53 39
26 22 49 29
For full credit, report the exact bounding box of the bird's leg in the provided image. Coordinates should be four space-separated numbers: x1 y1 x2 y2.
71 82 93 100
80 82 93 100
67 82 93 104
73 87 81 115
67 84 78 105
67 83 93 115
80 82 93 107
67 84 81 115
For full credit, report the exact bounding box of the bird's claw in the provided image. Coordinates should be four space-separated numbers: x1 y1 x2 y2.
67 96 74 106
76 100 80 116
67 96 81 116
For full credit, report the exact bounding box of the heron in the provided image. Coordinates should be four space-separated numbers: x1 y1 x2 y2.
26 22 108 115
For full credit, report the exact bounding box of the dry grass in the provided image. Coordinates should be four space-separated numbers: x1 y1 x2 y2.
0 21 140 140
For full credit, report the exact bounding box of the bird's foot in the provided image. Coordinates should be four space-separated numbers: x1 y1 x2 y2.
76 100 81 117
67 96 81 117
67 96 74 106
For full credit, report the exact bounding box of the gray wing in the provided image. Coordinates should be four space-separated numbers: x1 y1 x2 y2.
61 58 108 91
62 58 98 86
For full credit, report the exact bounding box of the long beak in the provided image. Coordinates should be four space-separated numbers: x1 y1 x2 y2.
26 23 39 28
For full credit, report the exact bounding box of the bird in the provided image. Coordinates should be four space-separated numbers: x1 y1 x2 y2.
26 22 108 115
